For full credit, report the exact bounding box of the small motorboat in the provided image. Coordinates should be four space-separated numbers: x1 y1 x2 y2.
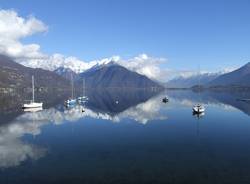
193 104 205 114
162 97 169 103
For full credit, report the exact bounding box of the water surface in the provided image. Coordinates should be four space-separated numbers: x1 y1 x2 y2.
1 89 250 184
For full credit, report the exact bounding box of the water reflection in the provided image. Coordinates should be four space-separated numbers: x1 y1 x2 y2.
23 107 43 112
193 111 205 119
0 110 47 168
167 89 250 116
2 88 250 181
85 89 161 115
0 89 163 168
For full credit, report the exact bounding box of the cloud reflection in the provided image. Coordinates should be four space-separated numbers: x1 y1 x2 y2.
0 95 166 168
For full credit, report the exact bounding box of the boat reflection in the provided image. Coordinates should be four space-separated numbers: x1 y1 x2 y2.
4 88 250 170
193 111 205 119
23 107 43 112
167 89 250 117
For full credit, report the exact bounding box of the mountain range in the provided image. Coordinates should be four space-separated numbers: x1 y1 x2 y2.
166 63 250 88
17 54 118 73
2 53 250 90
0 55 162 90
208 62 250 87
77 62 161 88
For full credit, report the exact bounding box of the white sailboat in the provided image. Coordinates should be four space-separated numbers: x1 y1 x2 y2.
78 78 88 103
65 74 76 106
193 67 205 114
193 104 205 113
23 76 43 109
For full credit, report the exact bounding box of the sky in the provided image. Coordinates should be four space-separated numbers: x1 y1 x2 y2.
0 0 250 80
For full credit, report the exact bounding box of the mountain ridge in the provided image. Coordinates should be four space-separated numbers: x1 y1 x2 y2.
208 62 250 87
0 55 70 90
78 63 163 89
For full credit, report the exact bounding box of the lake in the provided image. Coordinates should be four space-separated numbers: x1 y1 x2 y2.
1 89 250 184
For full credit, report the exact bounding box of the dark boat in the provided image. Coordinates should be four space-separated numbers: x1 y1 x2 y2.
162 97 169 103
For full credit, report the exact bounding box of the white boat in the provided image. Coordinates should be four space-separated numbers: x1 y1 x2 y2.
23 76 43 109
65 74 76 106
193 104 205 113
23 102 43 108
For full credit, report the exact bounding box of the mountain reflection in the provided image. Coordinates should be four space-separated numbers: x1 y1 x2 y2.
3 89 250 169
0 89 164 168
85 89 161 115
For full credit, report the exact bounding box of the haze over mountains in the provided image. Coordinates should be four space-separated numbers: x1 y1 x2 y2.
166 73 221 88
166 63 250 88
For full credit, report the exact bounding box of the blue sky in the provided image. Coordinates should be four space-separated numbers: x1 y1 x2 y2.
1 0 250 73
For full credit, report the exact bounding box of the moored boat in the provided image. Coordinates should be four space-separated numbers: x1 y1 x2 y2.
23 75 43 109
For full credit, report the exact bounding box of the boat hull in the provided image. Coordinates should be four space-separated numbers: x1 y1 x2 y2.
23 102 43 109
23 107 43 112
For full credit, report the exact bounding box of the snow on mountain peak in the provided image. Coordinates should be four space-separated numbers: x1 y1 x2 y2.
14 53 166 81
17 54 119 73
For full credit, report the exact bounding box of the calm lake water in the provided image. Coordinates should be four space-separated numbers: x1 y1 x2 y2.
1 89 250 184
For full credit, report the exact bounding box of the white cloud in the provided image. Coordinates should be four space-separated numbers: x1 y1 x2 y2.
0 9 48 60
117 54 167 81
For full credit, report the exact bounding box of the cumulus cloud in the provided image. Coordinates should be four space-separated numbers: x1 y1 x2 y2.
0 9 48 60
117 54 168 81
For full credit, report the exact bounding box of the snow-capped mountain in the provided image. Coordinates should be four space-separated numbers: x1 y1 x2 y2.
77 63 163 89
17 54 119 73
54 67 78 80
82 60 118 74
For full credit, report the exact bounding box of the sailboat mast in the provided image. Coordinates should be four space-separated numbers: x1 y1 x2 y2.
32 75 35 103
198 65 201 102
83 78 85 96
71 74 74 99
